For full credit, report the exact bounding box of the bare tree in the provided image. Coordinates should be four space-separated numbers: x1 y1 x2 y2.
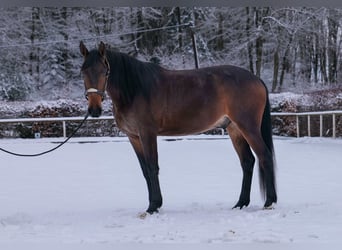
0 7 341 101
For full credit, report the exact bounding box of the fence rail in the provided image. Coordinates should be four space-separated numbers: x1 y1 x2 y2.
271 111 342 138
0 116 114 138
0 111 341 138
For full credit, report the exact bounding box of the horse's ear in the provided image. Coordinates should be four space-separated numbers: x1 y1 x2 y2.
99 41 106 58
80 41 89 57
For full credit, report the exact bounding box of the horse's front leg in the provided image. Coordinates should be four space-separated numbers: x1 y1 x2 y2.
128 135 163 214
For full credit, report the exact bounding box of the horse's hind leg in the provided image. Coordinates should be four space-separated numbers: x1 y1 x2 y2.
237 126 277 208
227 123 255 209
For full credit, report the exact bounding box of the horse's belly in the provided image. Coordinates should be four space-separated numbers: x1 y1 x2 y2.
157 115 230 136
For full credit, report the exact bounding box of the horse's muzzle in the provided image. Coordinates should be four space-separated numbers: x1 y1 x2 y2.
88 106 102 117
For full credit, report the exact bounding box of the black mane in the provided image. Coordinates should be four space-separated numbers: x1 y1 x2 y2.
106 50 162 107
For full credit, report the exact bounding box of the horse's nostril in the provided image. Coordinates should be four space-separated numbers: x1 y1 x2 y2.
88 107 102 117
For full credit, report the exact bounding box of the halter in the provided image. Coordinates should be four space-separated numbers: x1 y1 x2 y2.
85 57 110 101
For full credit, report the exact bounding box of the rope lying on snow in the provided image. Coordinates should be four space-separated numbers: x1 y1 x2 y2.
0 113 89 157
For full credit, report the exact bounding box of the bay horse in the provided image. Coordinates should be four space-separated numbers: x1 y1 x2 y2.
80 41 277 215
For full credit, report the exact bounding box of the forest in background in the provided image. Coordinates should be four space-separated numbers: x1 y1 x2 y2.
0 7 342 101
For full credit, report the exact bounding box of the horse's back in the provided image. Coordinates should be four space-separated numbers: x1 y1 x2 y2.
201 65 261 86
178 65 267 111
154 64 267 136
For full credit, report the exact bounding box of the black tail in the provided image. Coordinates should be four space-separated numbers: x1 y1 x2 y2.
259 82 277 202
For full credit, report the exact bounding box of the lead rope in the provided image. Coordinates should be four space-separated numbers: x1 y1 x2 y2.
0 113 89 157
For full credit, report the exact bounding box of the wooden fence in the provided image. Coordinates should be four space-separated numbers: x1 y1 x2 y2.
0 111 341 138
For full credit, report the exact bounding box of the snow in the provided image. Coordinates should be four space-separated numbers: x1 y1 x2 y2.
269 92 313 109
0 135 341 246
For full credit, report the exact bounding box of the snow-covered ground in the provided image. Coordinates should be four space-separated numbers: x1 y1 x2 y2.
0 135 341 246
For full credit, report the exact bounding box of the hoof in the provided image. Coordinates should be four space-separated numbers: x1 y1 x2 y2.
146 202 162 215
263 203 275 210
138 212 149 219
232 200 250 209
138 209 159 219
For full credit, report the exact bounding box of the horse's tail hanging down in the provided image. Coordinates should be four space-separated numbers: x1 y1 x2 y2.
259 81 277 200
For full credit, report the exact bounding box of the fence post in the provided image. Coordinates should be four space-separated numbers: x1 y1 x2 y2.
296 115 300 138
189 23 199 69
332 113 336 139
62 121 66 138
307 115 311 137
320 114 323 137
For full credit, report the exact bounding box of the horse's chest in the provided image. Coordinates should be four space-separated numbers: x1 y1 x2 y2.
114 112 140 136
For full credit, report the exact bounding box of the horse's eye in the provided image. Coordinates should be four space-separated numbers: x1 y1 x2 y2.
97 69 107 76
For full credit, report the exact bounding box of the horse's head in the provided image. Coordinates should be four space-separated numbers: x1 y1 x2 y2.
80 41 110 117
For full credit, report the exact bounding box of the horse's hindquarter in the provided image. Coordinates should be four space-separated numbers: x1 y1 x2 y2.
154 66 266 136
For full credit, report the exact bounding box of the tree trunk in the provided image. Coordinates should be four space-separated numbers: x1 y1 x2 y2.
327 9 338 84
130 7 139 55
216 12 224 51
320 46 329 84
291 45 297 86
30 7 40 84
279 35 293 90
246 7 254 74
61 7 70 83
272 47 279 92
254 7 269 78
175 7 183 50
312 32 319 84
136 8 144 51
255 36 263 78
